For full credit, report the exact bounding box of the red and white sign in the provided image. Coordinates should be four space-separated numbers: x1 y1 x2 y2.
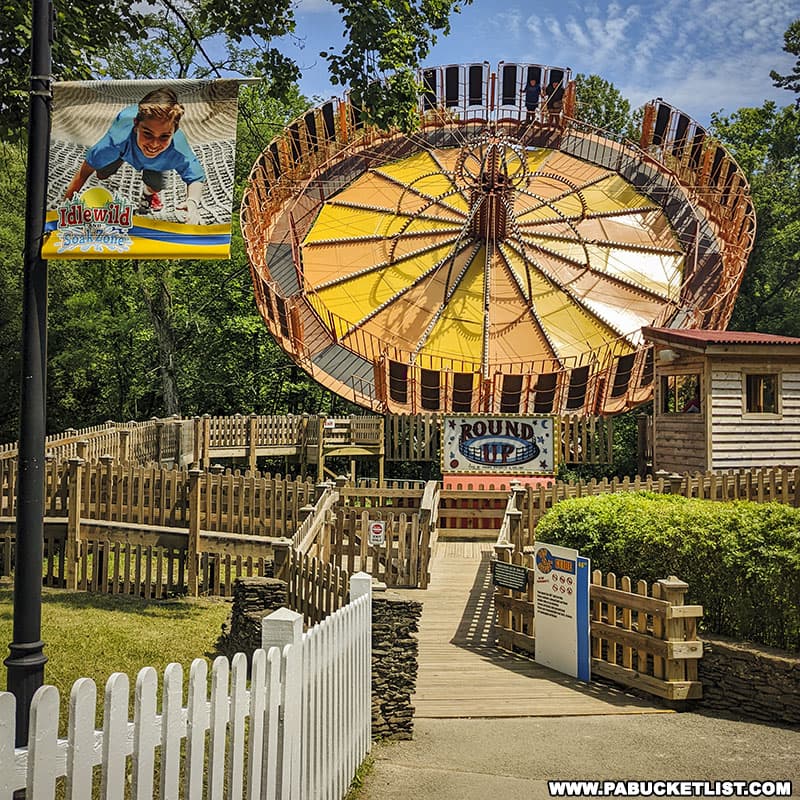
368 520 386 547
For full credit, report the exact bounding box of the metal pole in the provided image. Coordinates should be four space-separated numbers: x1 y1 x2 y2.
5 0 52 746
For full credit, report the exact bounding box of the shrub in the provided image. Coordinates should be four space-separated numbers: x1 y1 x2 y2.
534 493 800 652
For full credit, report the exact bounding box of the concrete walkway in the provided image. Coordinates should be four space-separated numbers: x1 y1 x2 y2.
359 715 800 799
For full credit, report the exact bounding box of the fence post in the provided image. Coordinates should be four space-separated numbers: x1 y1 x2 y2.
192 416 201 468
65 457 84 590
349 571 373 753
119 428 130 465
187 468 202 597
506 508 523 552
76 439 88 461
172 416 183 467
272 538 292 581
202 414 211 469
262 608 303 800
99 453 113 521
248 414 258 473
656 575 700 684
154 419 165 465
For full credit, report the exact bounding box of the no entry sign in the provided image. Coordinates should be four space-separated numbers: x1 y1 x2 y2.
368 520 386 547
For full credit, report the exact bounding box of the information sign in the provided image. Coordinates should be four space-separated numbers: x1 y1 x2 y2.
491 560 528 592
368 520 386 547
532 541 590 681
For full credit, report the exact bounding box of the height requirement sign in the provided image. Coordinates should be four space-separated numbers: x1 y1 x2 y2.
533 541 590 681
442 416 556 475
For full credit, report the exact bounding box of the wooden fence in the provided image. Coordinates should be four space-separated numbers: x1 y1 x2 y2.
0 460 316 597
0 417 192 468
0 413 619 484
284 481 438 591
384 413 615 465
279 544 351 627
493 548 703 701
2 573 373 800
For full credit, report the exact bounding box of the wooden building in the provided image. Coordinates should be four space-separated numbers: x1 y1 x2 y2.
642 328 800 473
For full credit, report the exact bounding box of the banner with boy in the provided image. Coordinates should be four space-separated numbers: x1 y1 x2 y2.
43 79 244 260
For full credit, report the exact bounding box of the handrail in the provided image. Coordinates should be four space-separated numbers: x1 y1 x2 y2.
292 484 339 557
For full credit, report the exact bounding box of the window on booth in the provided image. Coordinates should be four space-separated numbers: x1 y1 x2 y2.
745 374 779 414
661 374 701 414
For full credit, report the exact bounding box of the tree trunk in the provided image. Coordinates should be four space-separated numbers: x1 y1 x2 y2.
136 262 181 415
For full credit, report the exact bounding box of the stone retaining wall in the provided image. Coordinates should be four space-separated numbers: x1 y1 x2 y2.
216 577 288 664
372 592 423 740
218 578 423 740
698 636 800 726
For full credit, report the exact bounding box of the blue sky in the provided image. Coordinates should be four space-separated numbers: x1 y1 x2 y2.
279 0 798 125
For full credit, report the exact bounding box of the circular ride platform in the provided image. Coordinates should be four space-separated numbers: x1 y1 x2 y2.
241 62 755 416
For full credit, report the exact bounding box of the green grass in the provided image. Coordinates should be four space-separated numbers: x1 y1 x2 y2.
345 753 375 799
0 587 231 732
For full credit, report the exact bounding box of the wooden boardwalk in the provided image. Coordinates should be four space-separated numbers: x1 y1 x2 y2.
394 541 671 718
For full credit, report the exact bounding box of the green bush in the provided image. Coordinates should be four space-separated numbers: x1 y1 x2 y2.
535 493 800 652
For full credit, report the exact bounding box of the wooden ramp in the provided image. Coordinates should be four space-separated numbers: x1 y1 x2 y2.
394 541 671 718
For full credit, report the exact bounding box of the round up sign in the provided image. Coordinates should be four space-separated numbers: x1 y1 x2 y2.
442 415 556 475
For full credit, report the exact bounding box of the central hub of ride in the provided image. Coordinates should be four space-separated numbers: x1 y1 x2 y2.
457 133 530 244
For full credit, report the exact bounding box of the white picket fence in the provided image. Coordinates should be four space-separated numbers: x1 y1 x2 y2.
0 572 372 800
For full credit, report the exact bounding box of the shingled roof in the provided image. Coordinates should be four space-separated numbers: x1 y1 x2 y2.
642 327 800 349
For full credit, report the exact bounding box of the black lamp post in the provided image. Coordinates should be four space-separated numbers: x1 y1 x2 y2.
5 0 52 746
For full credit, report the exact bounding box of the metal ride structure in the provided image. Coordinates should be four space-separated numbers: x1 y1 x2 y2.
241 62 755 417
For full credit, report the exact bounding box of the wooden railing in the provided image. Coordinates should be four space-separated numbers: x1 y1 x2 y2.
281 480 438 592
323 509 429 589
0 460 316 597
0 413 619 478
384 413 615 465
493 547 703 701
279 544 351 627
0 417 192 468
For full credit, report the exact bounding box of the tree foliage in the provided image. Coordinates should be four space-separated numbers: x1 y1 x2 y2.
0 40 337 441
712 102 800 336
573 73 641 140
1 0 471 139
322 0 469 131
770 17 800 102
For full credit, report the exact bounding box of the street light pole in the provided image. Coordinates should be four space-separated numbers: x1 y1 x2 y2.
5 0 52 746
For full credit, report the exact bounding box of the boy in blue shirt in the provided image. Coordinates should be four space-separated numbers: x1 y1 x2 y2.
64 87 205 224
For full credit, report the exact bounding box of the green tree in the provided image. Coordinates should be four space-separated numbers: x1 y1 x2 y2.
770 17 800 101
1 0 471 139
711 102 800 336
573 73 640 140
322 0 469 131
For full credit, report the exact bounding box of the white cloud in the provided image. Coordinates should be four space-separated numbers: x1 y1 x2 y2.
504 0 797 121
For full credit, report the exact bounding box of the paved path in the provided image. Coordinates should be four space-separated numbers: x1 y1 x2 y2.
395 541 666 718
359 715 800 799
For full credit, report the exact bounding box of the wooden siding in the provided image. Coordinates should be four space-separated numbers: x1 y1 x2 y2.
653 356 708 473
711 368 800 469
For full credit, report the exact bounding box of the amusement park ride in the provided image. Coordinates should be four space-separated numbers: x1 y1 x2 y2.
241 62 755 418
